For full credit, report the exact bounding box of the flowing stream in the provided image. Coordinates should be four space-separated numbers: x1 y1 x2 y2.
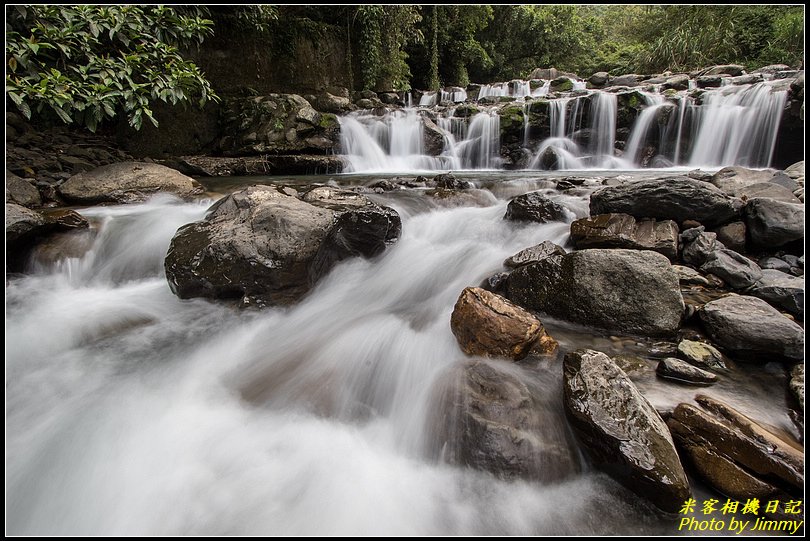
6 174 796 535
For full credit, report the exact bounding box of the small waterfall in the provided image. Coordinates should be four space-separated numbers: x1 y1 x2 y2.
478 83 509 99
532 80 551 97
672 96 689 164
621 93 666 165
688 82 787 167
419 93 437 107
588 92 617 159
567 96 585 137
511 80 532 98
456 112 502 169
522 102 530 147
549 98 570 138
529 137 581 170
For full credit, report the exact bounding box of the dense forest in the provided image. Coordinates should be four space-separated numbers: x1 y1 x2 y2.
6 5 804 131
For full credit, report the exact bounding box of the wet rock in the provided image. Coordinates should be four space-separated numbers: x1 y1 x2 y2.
676 339 727 370
759 256 793 273
6 202 47 247
672 265 710 287
710 166 776 194
6 170 41 207
668 395 803 499
610 74 645 87
699 295 804 361
165 185 401 306
712 221 746 253
696 75 723 88
699 249 762 289
663 74 690 91
656 357 718 385
703 64 745 76
422 117 446 156
590 177 738 227
504 191 568 223
681 230 722 267
744 198 804 248
58 162 204 204
735 182 801 203
506 249 684 337
42 209 89 230
784 160 804 179
504 240 566 268
433 173 471 190
479 272 510 294
563 349 690 512
769 172 798 191
749 269 804 316
790 364 804 412
570 213 678 260
435 360 581 482
450 287 557 360
589 72 609 87
368 180 397 191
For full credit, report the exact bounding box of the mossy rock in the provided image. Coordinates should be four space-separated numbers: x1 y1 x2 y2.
550 77 574 93
319 112 339 130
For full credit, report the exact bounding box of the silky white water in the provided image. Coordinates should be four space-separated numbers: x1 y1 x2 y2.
6 188 679 535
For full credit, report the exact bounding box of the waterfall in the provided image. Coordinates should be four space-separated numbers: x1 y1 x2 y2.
456 111 502 169
688 82 787 167
621 93 666 165
522 102 530 147
532 80 551 97
549 98 570 138
588 92 617 159
419 92 437 107
672 96 689 164
478 83 509 99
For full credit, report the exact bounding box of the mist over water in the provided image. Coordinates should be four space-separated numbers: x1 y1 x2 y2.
6 188 682 535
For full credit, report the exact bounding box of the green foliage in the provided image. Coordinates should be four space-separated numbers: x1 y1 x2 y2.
355 6 421 91
6 5 217 132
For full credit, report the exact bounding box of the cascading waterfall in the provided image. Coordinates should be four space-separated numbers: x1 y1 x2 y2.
457 111 502 169
688 82 787 167
339 79 790 172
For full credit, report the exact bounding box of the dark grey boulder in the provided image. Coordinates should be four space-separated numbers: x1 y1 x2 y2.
744 198 804 248
504 191 569 223
590 177 738 226
749 269 804 316
165 185 400 306
699 295 804 361
506 249 684 337
700 248 762 289
503 240 566 268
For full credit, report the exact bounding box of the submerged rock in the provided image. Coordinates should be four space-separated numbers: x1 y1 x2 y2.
668 395 803 500
503 240 566 268
434 360 581 482
450 287 557 360
570 213 678 260
699 295 804 361
506 249 684 337
504 191 569 223
58 162 204 204
590 177 738 226
563 349 690 512
165 185 401 306
656 357 718 385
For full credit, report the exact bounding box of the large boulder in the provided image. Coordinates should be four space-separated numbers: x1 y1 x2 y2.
217 94 340 156
570 213 678 260
6 170 41 207
434 360 581 482
505 249 684 337
609 74 646 88
710 166 776 194
504 240 566 268
699 248 762 289
743 198 804 248
58 162 204 204
165 185 401 306
749 269 804 316
734 182 801 203
590 177 738 226
663 74 690 91
6 202 47 248
422 117 446 156
504 191 569 223
668 395 803 500
450 287 557 360
563 349 690 512
589 71 609 87
699 295 804 361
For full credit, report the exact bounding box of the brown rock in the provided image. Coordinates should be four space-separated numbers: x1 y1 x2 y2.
450 287 557 360
570 213 678 260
